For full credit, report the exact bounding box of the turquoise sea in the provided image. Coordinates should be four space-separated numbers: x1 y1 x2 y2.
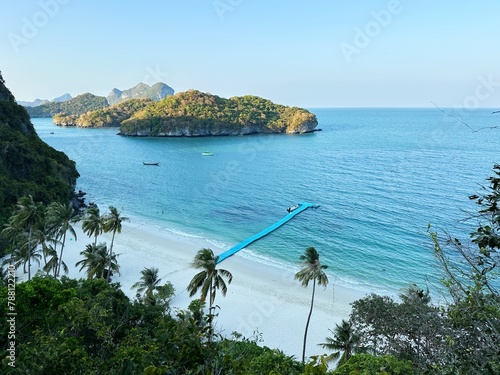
33 108 500 297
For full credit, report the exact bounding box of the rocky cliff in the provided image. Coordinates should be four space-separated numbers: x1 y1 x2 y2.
106 82 174 105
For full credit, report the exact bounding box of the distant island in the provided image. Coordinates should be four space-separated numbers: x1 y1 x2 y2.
26 93 109 118
23 82 174 118
17 93 72 107
54 98 152 127
54 90 318 136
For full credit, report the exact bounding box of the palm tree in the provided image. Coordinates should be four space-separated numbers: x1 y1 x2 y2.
1 216 23 252
132 267 162 298
45 202 79 277
75 243 119 279
4 234 41 275
102 206 128 282
43 244 68 277
82 205 103 246
295 246 329 363
10 196 44 280
187 248 233 309
320 319 363 367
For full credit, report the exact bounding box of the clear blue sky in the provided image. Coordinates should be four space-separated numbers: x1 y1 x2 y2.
1 0 499 107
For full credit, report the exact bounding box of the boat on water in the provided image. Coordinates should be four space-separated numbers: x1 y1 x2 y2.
143 162 159 166
287 204 299 213
201 151 214 156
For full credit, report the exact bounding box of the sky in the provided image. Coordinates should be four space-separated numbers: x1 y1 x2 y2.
1 0 499 107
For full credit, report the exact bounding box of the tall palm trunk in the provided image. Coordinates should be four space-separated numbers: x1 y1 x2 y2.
106 230 116 282
27 226 32 280
302 279 316 363
56 230 67 277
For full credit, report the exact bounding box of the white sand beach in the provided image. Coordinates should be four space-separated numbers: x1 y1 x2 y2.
25 218 367 360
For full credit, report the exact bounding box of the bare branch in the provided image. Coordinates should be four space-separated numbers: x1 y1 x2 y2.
431 102 498 132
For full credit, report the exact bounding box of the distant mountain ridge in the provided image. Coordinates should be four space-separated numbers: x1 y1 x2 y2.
17 93 72 107
17 98 50 107
22 82 174 117
107 82 174 105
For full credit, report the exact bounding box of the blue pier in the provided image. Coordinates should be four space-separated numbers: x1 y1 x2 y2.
216 202 316 264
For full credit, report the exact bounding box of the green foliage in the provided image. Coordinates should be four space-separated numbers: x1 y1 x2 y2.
0 70 14 102
25 92 109 118
0 275 174 374
0 78 78 250
331 354 417 375
54 98 152 127
302 355 330 375
0 267 301 374
349 289 447 371
120 90 317 135
427 165 500 374
132 266 175 310
320 319 364 367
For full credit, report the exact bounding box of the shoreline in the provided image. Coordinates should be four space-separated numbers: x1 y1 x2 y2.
22 217 368 359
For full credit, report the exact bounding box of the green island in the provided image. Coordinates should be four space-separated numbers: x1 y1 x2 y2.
53 90 318 136
1 71 499 374
120 90 318 136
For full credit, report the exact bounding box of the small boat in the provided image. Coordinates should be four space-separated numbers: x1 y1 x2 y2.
143 162 159 166
287 204 299 213
201 151 214 156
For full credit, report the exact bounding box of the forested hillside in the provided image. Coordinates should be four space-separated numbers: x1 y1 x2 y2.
0 71 79 253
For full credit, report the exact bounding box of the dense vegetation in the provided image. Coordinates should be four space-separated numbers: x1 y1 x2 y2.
119 90 318 136
0 72 79 255
53 98 153 127
25 93 109 118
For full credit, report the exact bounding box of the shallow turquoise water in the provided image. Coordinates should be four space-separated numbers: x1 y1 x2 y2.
33 108 500 296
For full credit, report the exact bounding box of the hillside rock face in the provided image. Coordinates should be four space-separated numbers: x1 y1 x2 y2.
52 93 72 102
0 71 79 229
107 82 174 105
106 88 122 106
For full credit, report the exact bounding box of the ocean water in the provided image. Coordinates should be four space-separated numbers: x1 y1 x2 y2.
33 108 500 297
